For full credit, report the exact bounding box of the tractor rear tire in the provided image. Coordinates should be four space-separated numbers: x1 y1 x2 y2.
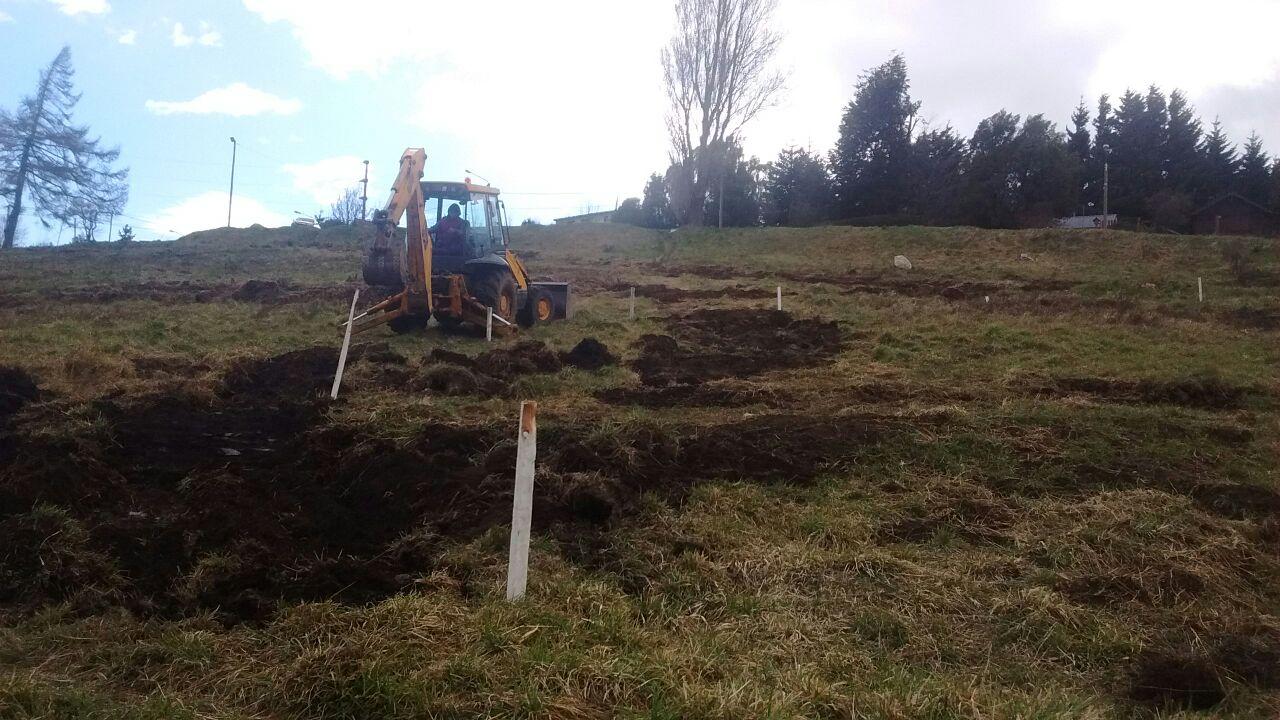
388 313 429 334
472 270 518 324
518 287 554 328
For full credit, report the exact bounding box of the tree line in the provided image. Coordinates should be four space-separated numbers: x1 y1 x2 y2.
1 47 130 248
619 52 1279 232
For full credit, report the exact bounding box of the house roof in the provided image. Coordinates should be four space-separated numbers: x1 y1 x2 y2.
1191 192 1277 218
553 210 615 222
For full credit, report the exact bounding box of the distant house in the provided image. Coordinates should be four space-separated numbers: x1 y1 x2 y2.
554 210 614 225
1190 193 1279 236
1057 214 1117 229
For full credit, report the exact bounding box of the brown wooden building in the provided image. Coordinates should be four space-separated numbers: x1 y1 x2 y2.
1190 193 1279 236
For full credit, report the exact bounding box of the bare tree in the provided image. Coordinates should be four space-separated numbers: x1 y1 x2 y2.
1 47 128 248
329 186 363 224
662 0 784 225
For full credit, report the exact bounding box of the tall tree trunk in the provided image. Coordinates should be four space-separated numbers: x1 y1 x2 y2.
3 63 53 250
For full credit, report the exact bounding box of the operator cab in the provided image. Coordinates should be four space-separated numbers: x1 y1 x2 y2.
421 180 509 275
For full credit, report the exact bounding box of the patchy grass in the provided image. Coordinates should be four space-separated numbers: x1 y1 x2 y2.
0 223 1277 718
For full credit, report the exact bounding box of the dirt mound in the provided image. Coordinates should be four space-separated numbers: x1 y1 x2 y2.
1225 306 1280 331
561 338 617 371
231 279 285 302
1129 653 1225 710
1056 567 1205 607
223 347 338 400
474 340 563 378
1129 629 1280 710
1030 376 1258 410
631 309 842 386
0 366 40 420
606 282 773 304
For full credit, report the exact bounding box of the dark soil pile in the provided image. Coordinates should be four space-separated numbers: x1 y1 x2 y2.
0 346 894 624
562 338 617 371
0 367 41 464
630 309 842 387
606 282 773 304
1031 376 1259 410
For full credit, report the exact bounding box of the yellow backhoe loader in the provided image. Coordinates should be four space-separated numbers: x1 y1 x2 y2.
350 148 569 335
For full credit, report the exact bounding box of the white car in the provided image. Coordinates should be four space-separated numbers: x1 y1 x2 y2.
291 215 320 229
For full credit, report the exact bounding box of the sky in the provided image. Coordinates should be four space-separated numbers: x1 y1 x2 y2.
1 0 1278 244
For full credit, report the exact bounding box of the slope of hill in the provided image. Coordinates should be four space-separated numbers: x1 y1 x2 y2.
1 224 1277 718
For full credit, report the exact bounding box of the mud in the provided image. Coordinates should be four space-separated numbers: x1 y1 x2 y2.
32 279 355 307
1028 376 1258 410
561 338 617 371
605 282 773 304
630 309 842 387
413 339 617 397
0 342 889 622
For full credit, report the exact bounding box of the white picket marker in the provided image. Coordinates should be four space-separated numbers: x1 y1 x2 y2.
1198 277 1204 303
506 401 538 601
331 289 360 400
776 285 783 311
629 287 636 321
486 307 494 342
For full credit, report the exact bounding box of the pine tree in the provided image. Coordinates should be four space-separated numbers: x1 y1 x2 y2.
1087 94 1115 208
1236 132 1272 206
830 54 920 218
908 126 967 224
1271 160 1280 213
1201 119 1239 201
1164 90 1203 194
640 173 672 229
1 47 128 249
762 146 832 226
1067 99 1091 163
961 113 1077 228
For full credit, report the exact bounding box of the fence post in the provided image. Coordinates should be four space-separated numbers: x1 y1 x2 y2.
1198 277 1204 303
486 307 494 342
506 401 537 601
629 286 636 321
331 289 360 400
776 286 783 311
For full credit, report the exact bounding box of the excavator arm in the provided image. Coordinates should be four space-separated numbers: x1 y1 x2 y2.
352 149 433 333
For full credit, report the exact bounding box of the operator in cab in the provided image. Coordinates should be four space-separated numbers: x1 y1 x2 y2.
431 203 470 254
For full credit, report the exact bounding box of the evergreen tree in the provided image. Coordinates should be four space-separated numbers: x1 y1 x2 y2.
700 138 762 227
612 198 646 226
1236 132 1272 206
1086 94 1116 208
830 54 920 218
1 47 128 249
1271 160 1280 213
1067 99 1091 164
908 126 967 224
1109 89 1163 216
640 173 672 228
961 112 1078 228
762 146 832 226
1164 90 1203 194
117 224 135 243
1201 118 1239 200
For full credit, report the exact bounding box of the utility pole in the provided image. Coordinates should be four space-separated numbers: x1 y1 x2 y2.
1101 144 1110 229
227 137 238 228
360 160 370 220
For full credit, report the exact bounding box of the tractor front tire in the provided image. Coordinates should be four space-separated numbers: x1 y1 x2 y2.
472 270 518 324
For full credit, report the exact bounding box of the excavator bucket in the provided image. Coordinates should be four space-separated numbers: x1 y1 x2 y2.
358 220 405 289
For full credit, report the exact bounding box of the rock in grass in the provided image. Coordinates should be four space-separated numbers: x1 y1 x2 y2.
893 255 913 270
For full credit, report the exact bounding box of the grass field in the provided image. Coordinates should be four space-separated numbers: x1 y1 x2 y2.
0 223 1277 719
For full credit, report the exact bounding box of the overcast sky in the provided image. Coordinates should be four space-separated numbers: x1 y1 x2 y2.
1 0 1277 242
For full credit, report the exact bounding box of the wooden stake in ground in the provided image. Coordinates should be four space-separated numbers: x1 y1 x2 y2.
331 289 360 400
506 401 537 601
486 307 494 342
1198 277 1204 303
629 286 636 321
776 285 783 311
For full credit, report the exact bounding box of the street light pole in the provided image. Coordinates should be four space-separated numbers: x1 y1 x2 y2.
227 137 238 228
360 160 370 220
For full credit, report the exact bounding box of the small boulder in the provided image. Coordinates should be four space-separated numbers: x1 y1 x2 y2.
893 255 913 270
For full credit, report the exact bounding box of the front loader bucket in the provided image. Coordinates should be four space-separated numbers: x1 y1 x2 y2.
532 281 572 320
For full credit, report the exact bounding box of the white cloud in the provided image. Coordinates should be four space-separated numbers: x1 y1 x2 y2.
49 0 109 16
145 83 301 117
197 20 221 47
116 28 136 44
171 21 192 47
282 156 377 206
0 10 13 23
144 191 290 236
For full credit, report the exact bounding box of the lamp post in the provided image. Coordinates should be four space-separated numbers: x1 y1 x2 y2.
227 137 238 228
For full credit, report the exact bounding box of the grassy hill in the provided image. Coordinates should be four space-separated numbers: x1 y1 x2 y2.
0 223 1277 718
